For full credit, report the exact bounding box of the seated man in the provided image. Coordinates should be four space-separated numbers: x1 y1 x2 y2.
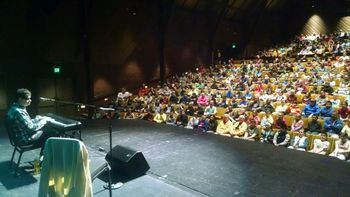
260 112 274 128
273 125 290 147
231 115 248 137
260 125 274 144
117 88 133 105
6 88 57 152
288 129 308 151
204 100 217 116
175 110 188 127
243 90 253 100
216 114 234 136
306 115 322 134
320 101 333 118
242 123 259 141
329 133 350 161
324 113 343 138
237 97 249 108
302 100 321 117
309 132 329 155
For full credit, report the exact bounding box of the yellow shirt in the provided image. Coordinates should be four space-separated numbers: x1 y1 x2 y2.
153 113 167 123
216 120 234 135
231 121 248 136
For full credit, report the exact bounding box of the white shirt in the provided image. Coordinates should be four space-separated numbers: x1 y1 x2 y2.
118 91 132 99
312 139 329 154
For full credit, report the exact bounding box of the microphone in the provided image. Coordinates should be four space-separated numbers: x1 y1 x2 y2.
39 97 56 102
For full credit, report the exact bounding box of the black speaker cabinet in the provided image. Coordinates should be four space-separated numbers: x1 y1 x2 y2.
105 145 150 180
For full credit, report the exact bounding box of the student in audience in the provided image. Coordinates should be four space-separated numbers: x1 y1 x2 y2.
141 110 154 122
169 92 179 104
138 84 149 97
260 112 274 129
341 119 350 138
248 110 261 125
324 113 343 138
197 115 210 132
247 98 262 112
286 92 297 104
286 102 301 116
309 132 330 155
197 93 209 106
330 95 341 108
117 88 133 100
261 125 274 144
316 93 328 106
329 133 350 161
306 115 322 134
273 125 290 147
274 101 288 115
320 101 333 117
302 100 321 117
261 100 275 113
208 115 218 133
238 97 249 108
166 113 176 125
242 123 259 141
176 110 188 127
179 94 190 104
216 114 234 136
291 114 304 132
288 129 308 151
123 108 137 119
153 110 167 123
186 115 200 129
338 103 350 120
218 97 228 108
204 100 217 116
231 115 248 137
274 113 286 129
275 91 286 102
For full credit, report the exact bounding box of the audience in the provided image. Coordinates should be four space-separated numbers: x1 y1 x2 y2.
104 31 350 161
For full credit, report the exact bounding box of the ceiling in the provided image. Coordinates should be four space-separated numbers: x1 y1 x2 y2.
170 0 350 23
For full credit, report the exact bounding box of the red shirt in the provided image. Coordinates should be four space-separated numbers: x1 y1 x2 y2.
338 107 350 119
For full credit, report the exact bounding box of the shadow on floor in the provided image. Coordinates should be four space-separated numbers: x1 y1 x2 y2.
0 161 38 190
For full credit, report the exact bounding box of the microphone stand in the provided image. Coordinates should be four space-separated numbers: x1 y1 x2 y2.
100 107 123 195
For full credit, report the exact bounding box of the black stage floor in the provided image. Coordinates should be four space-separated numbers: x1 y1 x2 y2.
1 119 350 196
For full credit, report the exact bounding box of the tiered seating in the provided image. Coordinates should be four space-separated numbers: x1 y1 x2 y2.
107 31 350 160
